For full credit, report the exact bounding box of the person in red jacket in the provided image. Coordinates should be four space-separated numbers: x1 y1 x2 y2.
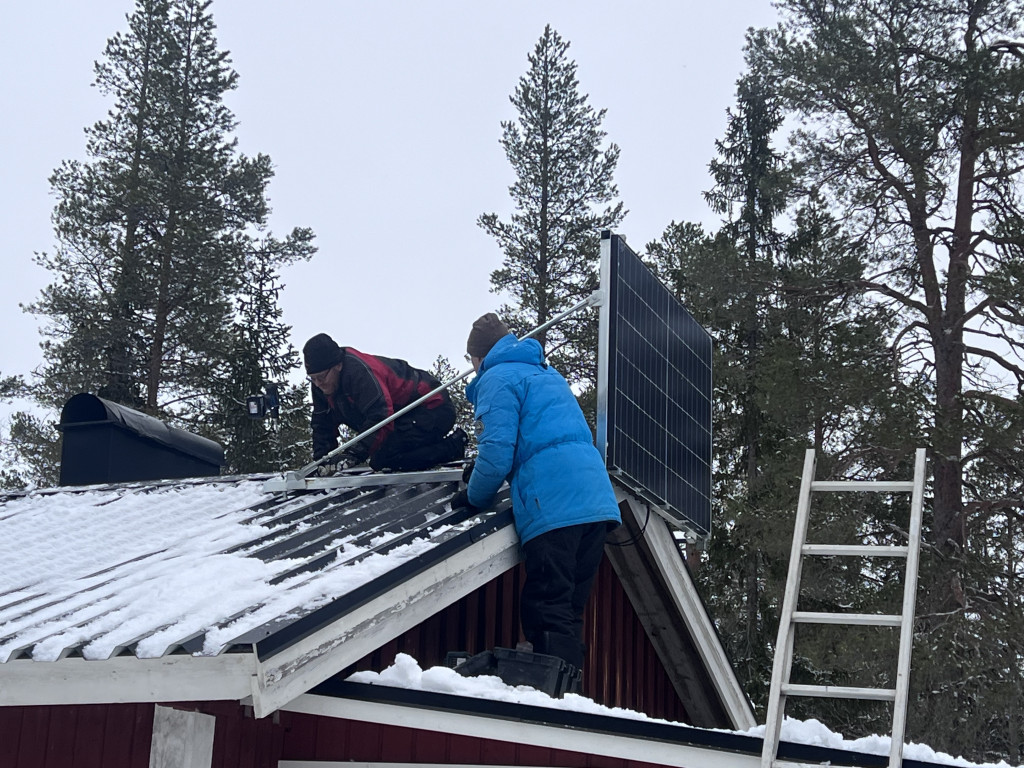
303 333 467 473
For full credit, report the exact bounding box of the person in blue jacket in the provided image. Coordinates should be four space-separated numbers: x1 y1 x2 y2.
451 312 621 673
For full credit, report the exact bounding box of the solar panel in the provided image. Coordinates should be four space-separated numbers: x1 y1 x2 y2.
596 231 712 539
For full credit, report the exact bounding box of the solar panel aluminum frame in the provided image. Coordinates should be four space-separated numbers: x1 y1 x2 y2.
596 231 712 542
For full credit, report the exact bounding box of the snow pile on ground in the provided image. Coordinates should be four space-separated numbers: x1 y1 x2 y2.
350 653 1023 768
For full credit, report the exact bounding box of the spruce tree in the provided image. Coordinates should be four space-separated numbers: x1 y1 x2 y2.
646 72 921 727
479 25 624 391
429 355 474 438
204 230 316 474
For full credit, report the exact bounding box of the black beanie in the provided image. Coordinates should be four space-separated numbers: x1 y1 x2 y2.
467 313 510 359
303 333 344 374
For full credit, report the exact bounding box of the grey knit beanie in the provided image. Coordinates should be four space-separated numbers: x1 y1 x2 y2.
466 313 510 359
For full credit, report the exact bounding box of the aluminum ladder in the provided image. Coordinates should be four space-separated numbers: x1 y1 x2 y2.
760 447 926 768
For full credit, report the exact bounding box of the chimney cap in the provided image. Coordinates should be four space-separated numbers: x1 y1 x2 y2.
59 393 224 468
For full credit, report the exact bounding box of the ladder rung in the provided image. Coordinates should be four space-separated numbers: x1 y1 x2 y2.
811 480 914 492
792 611 903 627
782 683 897 701
802 543 909 557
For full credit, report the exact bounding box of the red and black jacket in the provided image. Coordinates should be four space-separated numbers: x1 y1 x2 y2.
311 347 451 461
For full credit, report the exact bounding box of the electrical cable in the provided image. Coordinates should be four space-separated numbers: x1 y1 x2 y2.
606 502 652 548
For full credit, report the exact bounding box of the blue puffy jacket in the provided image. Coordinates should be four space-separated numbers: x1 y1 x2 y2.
465 334 621 544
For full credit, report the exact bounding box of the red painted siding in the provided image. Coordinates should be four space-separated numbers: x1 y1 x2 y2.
0 703 153 768
1 690 682 768
277 710 678 768
344 557 694 723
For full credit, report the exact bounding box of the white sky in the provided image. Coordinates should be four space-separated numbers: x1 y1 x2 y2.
1 0 779 394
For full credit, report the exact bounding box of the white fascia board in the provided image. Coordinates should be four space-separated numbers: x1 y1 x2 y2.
625 497 757 730
281 693 759 768
0 653 255 707
251 525 521 718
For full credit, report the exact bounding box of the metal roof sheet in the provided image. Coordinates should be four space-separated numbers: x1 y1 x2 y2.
0 471 508 665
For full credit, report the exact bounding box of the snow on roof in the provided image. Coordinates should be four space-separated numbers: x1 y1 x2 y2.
0 473 479 663
345 653 1023 768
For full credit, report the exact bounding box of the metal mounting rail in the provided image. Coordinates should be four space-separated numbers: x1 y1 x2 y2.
760 448 926 768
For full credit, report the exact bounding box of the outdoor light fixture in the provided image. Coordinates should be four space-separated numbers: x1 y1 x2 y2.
246 383 280 420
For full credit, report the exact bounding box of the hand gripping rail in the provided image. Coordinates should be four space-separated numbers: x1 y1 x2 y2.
262 291 605 493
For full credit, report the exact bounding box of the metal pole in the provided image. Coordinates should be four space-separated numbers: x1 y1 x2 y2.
295 290 605 478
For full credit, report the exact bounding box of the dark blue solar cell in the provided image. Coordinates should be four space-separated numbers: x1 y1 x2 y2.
598 232 712 537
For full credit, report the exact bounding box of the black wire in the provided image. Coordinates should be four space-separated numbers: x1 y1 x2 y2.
606 502 652 547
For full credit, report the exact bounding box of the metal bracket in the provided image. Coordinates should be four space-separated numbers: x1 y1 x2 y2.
262 468 464 494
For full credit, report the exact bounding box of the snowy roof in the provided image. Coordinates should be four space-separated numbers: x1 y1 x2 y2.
0 469 519 715
0 471 494 662
298 657 1017 768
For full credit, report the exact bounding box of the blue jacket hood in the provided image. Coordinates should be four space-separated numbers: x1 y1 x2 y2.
466 334 542 402
480 334 543 370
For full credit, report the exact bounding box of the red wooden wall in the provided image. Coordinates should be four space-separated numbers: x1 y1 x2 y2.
0 701 682 768
277 709 677 768
0 703 154 768
345 557 694 723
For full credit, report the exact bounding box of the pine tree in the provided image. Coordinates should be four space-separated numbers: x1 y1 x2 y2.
746 4 1024 756
27 0 282 415
479 25 624 391
17 0 312 483
748 0 1024 596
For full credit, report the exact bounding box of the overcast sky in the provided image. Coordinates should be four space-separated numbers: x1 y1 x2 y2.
1 0 779 400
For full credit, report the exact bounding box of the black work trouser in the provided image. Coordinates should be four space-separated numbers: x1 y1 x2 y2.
519 520 610 668
369 401 458 471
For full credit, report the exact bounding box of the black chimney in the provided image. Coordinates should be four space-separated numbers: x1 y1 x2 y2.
58 393 224 486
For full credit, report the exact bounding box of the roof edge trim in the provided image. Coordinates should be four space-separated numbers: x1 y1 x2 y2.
623 495 757 729
283 691 754 768
250 524 521 717
0 653 254 707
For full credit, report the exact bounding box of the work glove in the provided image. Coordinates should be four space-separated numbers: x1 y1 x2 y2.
313 452 362 477
449 488 480 513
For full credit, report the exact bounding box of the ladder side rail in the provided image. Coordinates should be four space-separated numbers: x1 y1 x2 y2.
888 447 927 768
761 448 818 768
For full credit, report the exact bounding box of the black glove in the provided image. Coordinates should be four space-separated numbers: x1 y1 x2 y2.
450 489 480 512
461 459 475 485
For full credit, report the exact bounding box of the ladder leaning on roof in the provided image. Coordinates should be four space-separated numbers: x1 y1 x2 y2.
760 448 927 768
